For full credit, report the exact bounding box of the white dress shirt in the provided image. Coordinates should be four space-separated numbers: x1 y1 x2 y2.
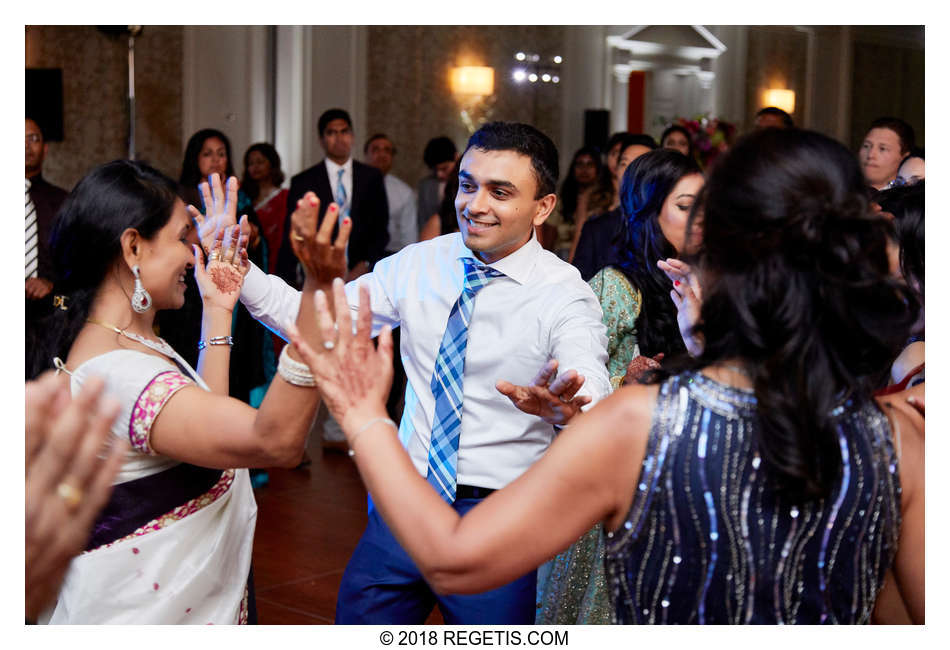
383 173 418 252
239 232 610 489
324 157 353 216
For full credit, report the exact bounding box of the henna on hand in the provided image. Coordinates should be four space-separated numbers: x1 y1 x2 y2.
209 265 243 294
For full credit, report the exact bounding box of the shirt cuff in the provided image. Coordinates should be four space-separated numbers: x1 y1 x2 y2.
240 261 269 306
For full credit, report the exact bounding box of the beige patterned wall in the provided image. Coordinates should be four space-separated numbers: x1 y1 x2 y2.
365 26 566 188
850 41 924 151
744 26 809 131
25 26 183 190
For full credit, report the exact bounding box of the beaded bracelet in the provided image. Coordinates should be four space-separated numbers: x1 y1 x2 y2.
197 335 234 351
347 417 398 457
276 345 316 387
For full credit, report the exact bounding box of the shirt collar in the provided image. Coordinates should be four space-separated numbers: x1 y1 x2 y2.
453 229 541 286
325 157 352 177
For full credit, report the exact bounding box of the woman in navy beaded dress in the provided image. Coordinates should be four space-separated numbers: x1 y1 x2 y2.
298 128 924 624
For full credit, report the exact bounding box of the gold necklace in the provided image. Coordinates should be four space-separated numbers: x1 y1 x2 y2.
85 318 176 358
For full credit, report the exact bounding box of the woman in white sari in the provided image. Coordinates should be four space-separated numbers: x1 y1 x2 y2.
29 160 343 624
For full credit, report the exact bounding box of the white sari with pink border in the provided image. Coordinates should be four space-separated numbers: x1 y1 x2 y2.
39 349 257 624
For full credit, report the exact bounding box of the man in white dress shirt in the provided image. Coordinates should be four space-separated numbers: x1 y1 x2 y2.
364 133 417 255
239 122 609 624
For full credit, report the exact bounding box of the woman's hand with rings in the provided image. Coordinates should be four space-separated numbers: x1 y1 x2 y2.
286 279 395 434
193 220 251 312
289 193 351 289
25 372 128 620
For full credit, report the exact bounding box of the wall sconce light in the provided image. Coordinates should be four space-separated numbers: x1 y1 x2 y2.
763 88 795 114
451 66 494 97
450 66 495 135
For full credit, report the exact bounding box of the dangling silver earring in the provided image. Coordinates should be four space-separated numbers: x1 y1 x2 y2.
131 265 152 313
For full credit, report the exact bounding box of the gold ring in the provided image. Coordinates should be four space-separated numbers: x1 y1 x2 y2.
57 481 83 511
291 233 305 242
208 249 221 262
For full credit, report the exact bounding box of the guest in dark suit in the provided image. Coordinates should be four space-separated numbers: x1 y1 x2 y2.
26 117 68 376
275 108 389 287
416 136 457 239
573 134 657 280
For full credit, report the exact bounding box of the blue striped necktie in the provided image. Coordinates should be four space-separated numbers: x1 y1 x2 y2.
426 258 504 502
336 167 349 219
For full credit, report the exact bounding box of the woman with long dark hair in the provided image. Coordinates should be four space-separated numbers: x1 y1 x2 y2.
167 130 274 417
534 148 703 624
242 142 288 275
660 124 694 159
298 128 924 624
544 146 612 260
28 161 327 623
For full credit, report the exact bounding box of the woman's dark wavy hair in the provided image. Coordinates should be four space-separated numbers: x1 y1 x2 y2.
876 181 924 299
559 146 611 223
180 128 236 189
651 128 917 500
616 148 702 358
27 160 180 379
241 142 286 202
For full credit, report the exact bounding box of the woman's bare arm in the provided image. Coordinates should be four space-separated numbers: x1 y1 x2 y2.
872 396 925 623
294 280 656 594
149 187 352 469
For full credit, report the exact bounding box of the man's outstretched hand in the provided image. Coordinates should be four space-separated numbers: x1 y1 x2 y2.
496 359 591 426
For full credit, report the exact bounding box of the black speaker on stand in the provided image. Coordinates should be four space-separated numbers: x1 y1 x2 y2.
583 109 610 153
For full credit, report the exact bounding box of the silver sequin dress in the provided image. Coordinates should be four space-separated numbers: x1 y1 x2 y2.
605 371 901 624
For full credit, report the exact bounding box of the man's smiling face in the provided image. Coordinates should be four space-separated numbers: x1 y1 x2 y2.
454 148 554 264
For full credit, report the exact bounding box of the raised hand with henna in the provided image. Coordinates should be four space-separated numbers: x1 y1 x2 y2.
496 360 591 427
192 222 251 313
187 173 249 256
621 353 665 386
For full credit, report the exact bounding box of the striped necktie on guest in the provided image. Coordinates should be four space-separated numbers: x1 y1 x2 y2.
426 257 505 503
25 179 38 279
336 167 349 220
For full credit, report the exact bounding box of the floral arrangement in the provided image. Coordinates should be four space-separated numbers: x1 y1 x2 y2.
656 114 737 169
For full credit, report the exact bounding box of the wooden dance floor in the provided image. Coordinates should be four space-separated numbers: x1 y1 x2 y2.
251 437 444 624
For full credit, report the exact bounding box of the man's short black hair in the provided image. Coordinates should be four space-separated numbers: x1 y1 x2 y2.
756 106 794 128
364 133 392 154
26 116 46 140
605 131 630 154
423 136 457 169
462 121 558 199
868 116 915 154
620 133 658 152
318 108 353 137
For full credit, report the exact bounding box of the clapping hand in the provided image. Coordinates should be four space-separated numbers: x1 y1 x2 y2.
289 192 351 288
496 360 592 426
188 173 250 256
658 258 704 357
25 372 128 621
287 279 394 434
193 222 250 312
